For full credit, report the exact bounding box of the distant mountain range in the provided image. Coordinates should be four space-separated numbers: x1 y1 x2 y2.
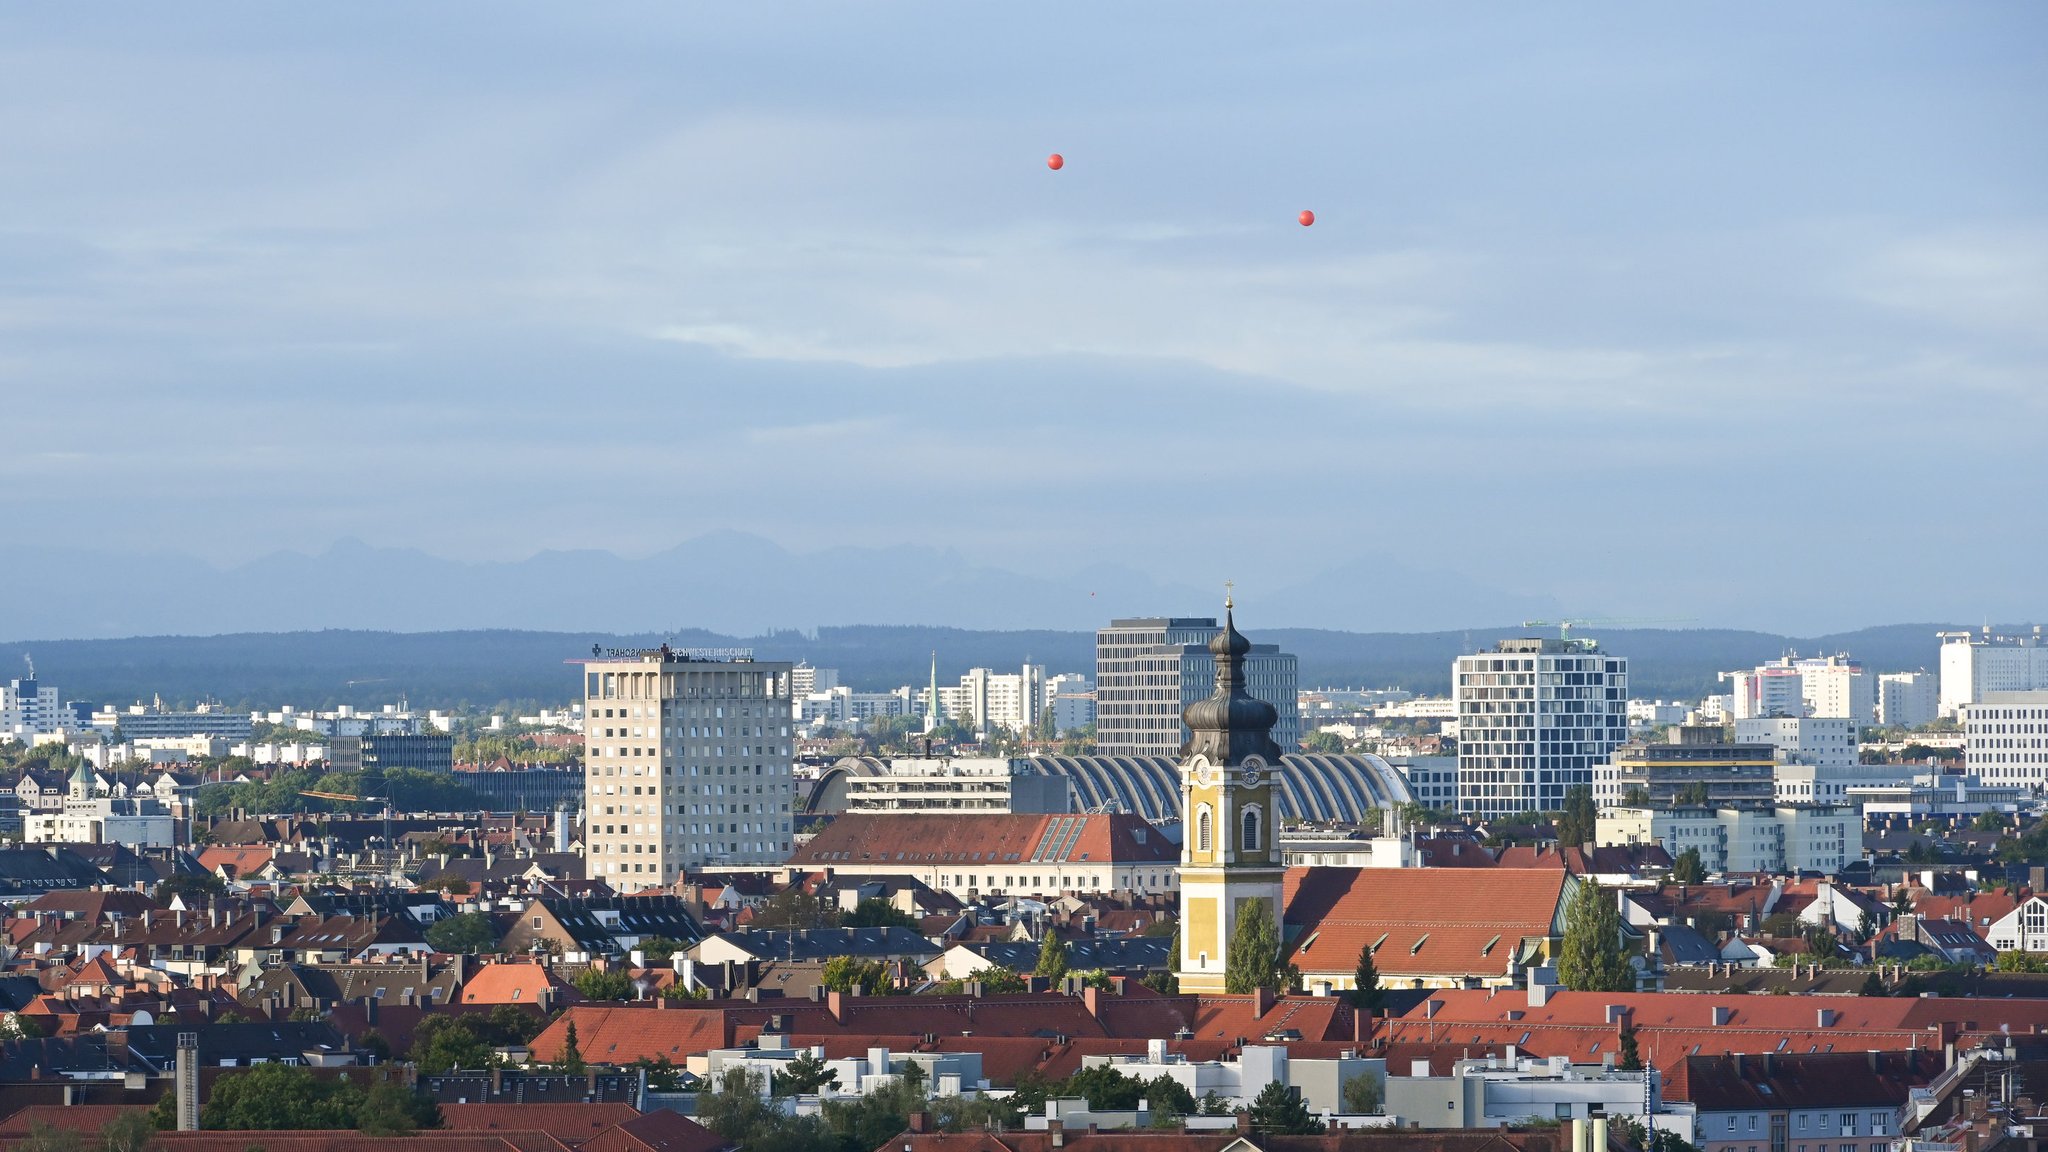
3 532 1565 639
1 622 1959 713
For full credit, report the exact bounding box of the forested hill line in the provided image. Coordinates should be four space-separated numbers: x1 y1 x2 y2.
2 622 1960 711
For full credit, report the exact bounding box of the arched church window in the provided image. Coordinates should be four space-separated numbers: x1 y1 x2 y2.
1196 806 1212 853
1242 805 1261 852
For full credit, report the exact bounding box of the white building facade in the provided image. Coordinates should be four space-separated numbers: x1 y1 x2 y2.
1939 628 2048 717
581 647 796 880
1597 805 1853 875
1723 655 1872 725
1963 690 2048 791
1877 671 1939 729
1455 638 1629 817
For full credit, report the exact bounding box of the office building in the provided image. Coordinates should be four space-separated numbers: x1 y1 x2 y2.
1963 690 2048 790
1877 671 1939 729
329 734 454 774
88 703 253 742
1454 637 1629 816
1593 725 1777 809
823 756 1071 815
1095 617 1298 757
580 646 796 881
789 663 838 697
1939 627 2048 717
1733 715 1899 805
1597 804 1853 875
1723 654 1872 725
1044 673 1096 734
2 675 86 742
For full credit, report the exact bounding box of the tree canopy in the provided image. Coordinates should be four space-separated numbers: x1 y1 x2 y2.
426 912 499 954
1557 879 1633 992
154 1063 440 1133
1224 898 1294 994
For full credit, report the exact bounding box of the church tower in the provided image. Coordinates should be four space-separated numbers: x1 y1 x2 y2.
1176 597 1287 994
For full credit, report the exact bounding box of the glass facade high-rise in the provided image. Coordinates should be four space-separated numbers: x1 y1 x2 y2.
1455 637 1628 817
1095 617 1299 758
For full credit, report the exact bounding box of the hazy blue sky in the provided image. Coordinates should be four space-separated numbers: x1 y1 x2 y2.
2 4 2042 635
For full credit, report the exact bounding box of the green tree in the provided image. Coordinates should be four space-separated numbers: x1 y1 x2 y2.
1620 786 1651 807
1557 880 1633 992
1341 1072 1384 1115
356 1081 439 1137
426 912 499 954
1676 782 1712 806
636 936 688 961
1301 730 1345 754
1555 785 1597 847
698 1069 783 1147
771 1050 840 1096
573 968 634 1001
1859 971 1888 996
14 1121 81 1152
1143 1074 1198 1125
199 1063 358 1130
1224 898 1294 994
409 1015 497 1074
843 898 917 930
100 1113 157 1152
751 888 840 931
1247 1080 1323 1135
1349 942 1384 1018
1035 933 1070 980
562 1021 586 1075
1670 847 1705 885
820 955 892 995
1995 950 2048 973
1617 1021 1642 1071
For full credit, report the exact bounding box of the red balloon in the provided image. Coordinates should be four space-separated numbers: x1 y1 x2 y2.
1047 153 1064 170
1299 210 1315 227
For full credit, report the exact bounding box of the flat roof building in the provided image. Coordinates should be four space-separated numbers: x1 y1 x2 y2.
580 645 796 881
1094 617 1298 758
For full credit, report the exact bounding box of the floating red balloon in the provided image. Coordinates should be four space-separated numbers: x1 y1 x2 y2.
1047 153 1064 170
1299 210 1315 227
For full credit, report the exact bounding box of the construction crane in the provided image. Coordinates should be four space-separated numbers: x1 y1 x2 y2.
299 782 394 846
345 677 388 689
1520 618 1695 648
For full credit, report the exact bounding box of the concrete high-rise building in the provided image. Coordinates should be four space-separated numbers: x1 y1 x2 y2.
920 665 1047 735
1044 673 1096 735
580 646 796 883
1592 725 1777 810
2 674 83 743
1963 690 2048 790
1096 618 1298 758
1878 671 1939 730
1723 654 1872 725
1454 637 1628 817
1940 628 2048 718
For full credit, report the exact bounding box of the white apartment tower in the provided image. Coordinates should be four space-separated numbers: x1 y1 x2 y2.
1963 690 2048 790
1454 637 1629 817
1096 618 1299 757
1878 671 1939 729
1940 628 2048 718
580 646 796 883
1723 654 1872 725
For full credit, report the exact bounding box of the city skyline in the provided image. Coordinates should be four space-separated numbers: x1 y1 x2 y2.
2 5 2042 637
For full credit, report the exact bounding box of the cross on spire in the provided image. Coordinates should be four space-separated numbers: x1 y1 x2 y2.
1223 579 1235 611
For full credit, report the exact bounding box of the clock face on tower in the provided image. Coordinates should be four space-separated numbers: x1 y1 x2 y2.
1238 755 1267 787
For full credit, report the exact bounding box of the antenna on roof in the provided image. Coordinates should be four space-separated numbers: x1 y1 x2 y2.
22 653 32 679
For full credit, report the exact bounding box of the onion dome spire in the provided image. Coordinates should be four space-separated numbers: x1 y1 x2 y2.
1181 588 1281 764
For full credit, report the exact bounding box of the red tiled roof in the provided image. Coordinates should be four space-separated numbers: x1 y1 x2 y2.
462 960 575 1006
442 1103 639 1137
1282 868 1567 979
1384 988 2048 1069
581 1110 729 1152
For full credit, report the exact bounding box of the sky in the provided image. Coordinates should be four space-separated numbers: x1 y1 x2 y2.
1 4 2043 636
